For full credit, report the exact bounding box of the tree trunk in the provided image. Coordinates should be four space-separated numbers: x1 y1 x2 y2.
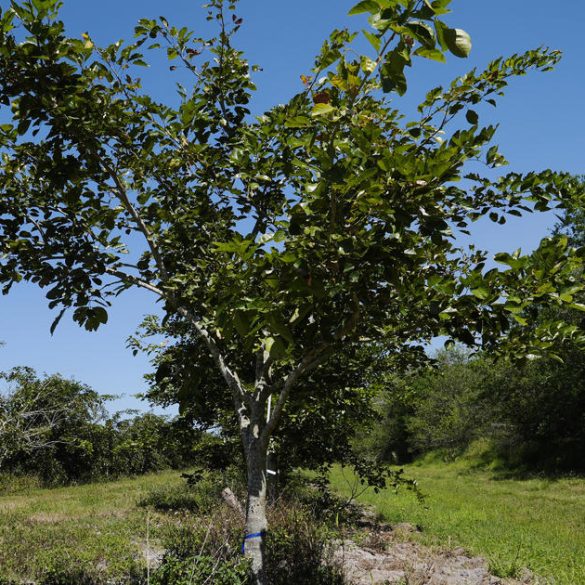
244 440 268 585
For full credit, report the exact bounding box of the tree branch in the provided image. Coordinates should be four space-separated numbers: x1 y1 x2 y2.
101 160 168 280
104 268 165 297
175 306 249 409
104 266 250 417
261 344 334 442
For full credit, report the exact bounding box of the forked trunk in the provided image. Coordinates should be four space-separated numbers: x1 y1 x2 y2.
244 441 268 584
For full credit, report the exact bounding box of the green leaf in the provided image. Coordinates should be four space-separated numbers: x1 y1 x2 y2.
430 0 451 15
349 0 380 16
46 286 62 300
363 30 381 52
465 109 478 124
494 252 525 271
423 0 435 13
405 21 435 49
361 55 377 73
50 308 67 336
414 47 446 63
470 286 490 300
268 314 294 344
311 103 336 117
94 307 109 324
285 116 311 128
380 49 409 95
265 336 286 360
234 311 251 337
31 0 59 13
444 28 472 58
512 314 529 326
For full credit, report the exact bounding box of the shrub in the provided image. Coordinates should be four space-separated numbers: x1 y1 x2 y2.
265 503 347 585
153 506 251 585
146 477 349 585
139 484 203 513
139 466 246 514
0 473 41 495
152 555 250 585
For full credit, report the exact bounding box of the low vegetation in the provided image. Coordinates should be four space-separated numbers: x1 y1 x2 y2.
361 341 585 474
0 468 350 584
3 460 584 584
0 470 179 582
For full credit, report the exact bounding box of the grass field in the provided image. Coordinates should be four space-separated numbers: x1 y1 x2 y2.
329 459 585 584
0 471 184 582
2 464 584 584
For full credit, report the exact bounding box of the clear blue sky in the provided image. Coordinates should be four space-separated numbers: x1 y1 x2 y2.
1 0 583 412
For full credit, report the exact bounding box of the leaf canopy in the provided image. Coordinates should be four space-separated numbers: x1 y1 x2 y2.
0 0 583 389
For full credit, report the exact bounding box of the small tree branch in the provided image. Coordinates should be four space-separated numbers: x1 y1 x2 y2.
175 306 249 409
104 268 165 297
104 268 251 418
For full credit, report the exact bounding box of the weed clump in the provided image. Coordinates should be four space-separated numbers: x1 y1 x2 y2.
138 469 349 585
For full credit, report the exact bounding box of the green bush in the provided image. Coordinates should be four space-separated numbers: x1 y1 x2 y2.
0 473 41 495
152 555 250 585
144 477 348 585
138 484 202 513
153 505 251 585
139 467 246 514
1 367 205 486
265 504 347 585
368 341 585 474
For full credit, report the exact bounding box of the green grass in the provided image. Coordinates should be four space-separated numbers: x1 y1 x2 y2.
330 459 585 584
3 464 585 584
0 471 184 582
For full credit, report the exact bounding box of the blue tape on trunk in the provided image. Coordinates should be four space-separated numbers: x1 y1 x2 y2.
241 531 266 553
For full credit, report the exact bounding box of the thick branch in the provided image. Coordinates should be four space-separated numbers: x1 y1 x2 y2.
106 267 250 424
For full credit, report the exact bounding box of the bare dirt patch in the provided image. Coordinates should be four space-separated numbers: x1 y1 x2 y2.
335 524 533 585
27 512 72 524
0 499 27 511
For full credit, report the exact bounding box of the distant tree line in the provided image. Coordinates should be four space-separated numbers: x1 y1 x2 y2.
0 367 204 485
360 342 585 473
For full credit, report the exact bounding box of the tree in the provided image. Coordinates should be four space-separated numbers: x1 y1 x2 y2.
363 347 505 463
0 366 205 482
491 200 585 471
0 0 584 580
0 366 101 472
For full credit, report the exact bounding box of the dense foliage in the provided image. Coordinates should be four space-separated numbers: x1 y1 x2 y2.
141 325 383 478
0 367 202 484
366 343 585 472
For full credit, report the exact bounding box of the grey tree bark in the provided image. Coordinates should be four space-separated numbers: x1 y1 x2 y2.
244 440 269 584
